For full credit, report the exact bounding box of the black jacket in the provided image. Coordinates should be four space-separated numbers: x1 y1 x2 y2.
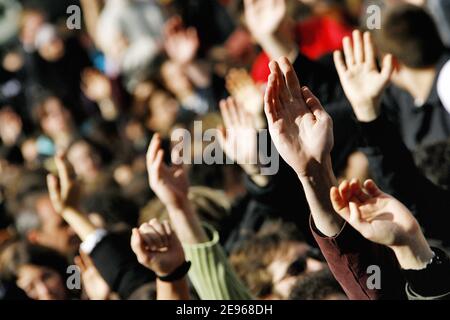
89 231 155 299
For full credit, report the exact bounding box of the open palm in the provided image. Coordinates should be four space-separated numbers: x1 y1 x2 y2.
218 97 258 167
334 31 393 122
264 57 334 177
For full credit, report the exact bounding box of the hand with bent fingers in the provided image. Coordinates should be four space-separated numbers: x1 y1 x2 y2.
330 179 422 247
334 30 393 122
218 97 259 170
264 57 334 177
146 134 189 210
131 219 186 277
330 179 435 269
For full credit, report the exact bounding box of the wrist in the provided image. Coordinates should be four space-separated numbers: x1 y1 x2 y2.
351 99 381 123
296 156 334 181
391 230 434 270
257 32 297 60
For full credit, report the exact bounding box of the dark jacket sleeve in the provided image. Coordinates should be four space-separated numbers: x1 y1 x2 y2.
359 115 450 246
89 232 155 299
310 216 407 300
403 247 450 300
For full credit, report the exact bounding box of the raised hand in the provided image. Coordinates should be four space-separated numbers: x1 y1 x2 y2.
330 179 434 269
330 179 420 247
226 68 264 120
75 251 114 300
244 0 287 40
164 16 199 66
47 153 95 241
264 57 334 177
218 97 259 171
334 30 393 122
131 219 185 277
146 134 189 210
47 153 81 214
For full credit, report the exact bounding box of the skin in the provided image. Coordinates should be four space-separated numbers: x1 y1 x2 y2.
330 179 434 270
264 57 343 237
333 31 434 270
16 264 67 300
29 195 79 256
131 219 190 300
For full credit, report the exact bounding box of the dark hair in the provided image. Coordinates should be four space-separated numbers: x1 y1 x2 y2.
230 220 306 298
0 241 68 282
373 4 444 68
414 139 450 190
289 269 346 300
81 190 139 230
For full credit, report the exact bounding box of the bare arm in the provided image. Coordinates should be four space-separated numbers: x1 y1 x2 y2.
263 57 344 236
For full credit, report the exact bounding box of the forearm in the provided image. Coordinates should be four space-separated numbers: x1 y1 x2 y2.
80 0 103 43
256 33 298 62
62 208 97 241
298 158 344 237
166 200 208 245
156 278 190 300
391 229 434 271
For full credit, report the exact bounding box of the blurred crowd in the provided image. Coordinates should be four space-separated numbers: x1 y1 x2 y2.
0 0 449 301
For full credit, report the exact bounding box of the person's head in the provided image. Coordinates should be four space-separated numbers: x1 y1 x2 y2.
19 7 46 49
34 24 65 62
33 95 73 139
81 190 140 231
146 88 180 136
373 4 445 90
0 241 69 300
289 268 347 300
67 139 102 181
230 220 326 299
14 191 79 256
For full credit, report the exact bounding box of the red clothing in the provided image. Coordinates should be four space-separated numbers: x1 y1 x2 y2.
251 16 352 84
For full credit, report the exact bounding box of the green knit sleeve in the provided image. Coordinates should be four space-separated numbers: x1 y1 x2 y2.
182 224 253 300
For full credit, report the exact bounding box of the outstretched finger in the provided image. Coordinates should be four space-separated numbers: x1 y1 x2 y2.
147 134 162 167
381 54 394 82
363 32 376 69
352 30 364 65
301 87 326 119
333 50 347 78
269 61 291 105
264 74 280 123
278 57 302 100
342 36 355 68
